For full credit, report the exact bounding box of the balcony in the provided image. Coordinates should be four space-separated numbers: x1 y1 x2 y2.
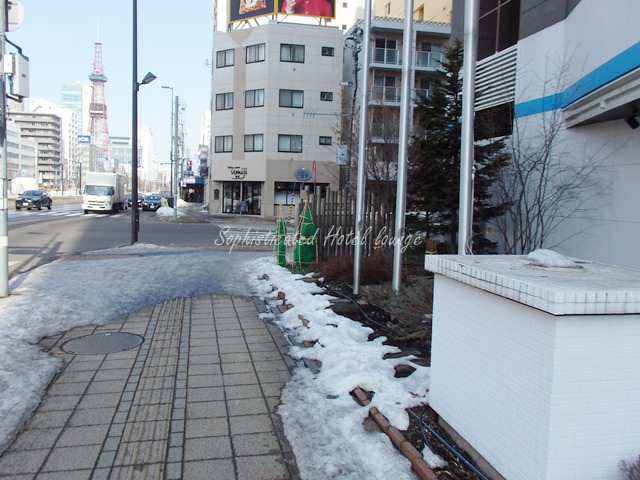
370 48 443 70
369 86 432 106
370 122 399 142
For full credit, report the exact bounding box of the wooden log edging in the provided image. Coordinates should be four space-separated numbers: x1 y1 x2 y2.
352 387 438 480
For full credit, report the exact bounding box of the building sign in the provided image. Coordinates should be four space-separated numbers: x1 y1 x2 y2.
228 0 334 22
229 0 275 22
294 167 313 182
228 166 248 180
277 0 335 18
77 134 91 144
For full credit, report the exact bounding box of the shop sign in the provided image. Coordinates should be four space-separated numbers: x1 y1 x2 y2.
294 167 312 182
228 166 248 180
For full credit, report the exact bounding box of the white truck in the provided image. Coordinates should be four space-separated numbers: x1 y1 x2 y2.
82 172 127 214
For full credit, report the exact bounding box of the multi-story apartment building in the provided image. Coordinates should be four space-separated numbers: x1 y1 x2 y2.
375 0 451 23
341 16 450 191
207 21 344 216
6 119 37 193
9 110 63 189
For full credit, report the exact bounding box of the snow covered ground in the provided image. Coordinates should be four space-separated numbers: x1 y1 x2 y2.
0 244 434 479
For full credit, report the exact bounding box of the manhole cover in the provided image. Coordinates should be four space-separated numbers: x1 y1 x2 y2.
61 332 144 355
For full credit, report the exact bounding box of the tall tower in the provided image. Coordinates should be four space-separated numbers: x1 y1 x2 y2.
88 42 111 161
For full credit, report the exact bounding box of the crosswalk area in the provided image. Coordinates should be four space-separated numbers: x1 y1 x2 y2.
11 209 127 219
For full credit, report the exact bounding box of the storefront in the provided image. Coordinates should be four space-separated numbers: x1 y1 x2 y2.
180 175 205 202
222 181 262 215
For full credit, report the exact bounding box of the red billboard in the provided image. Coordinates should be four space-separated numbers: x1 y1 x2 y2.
278 0 335 18
228 0 335 22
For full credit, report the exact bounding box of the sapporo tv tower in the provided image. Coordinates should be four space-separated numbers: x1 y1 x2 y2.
88 42 111 165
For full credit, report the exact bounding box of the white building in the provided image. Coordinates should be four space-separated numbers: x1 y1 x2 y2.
26 99 79 191
6 119 38 195
450 0 640 269
424 2 640 480
207 21 344 216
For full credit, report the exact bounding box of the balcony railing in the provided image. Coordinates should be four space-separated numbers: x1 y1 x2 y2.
369 86 432 105
371 48 443 69
370 122 399 141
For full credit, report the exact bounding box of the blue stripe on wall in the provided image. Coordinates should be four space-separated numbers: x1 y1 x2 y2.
514 41 640 118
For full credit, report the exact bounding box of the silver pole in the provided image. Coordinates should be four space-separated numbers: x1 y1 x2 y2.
161 85 174 205
391 0 414 293
458 0 479 255
131 0 139 243
0 0 8 297
352 0 372 295
173 94 179 220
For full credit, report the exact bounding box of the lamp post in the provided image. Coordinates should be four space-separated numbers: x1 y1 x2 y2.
161 85 174 206
131 0 156 243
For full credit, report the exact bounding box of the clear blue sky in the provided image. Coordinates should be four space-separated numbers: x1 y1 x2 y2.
8 0 215 166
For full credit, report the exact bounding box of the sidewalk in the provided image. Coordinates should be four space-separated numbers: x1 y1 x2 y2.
0 294 300 480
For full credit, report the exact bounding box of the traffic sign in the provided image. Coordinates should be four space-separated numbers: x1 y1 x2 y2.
7 0 24 32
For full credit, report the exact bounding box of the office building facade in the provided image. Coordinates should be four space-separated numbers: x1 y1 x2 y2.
207 21 344 216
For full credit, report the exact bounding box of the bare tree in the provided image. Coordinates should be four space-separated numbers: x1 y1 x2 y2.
490 77 613 254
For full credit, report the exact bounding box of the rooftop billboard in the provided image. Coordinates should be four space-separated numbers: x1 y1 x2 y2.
229 0 276 22
228 0 335 22
278 0 335 18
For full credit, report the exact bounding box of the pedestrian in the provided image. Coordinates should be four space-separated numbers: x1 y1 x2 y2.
240 199 247 214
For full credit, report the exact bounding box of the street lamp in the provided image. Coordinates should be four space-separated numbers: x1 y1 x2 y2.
161 85 174 205
131 0 156 243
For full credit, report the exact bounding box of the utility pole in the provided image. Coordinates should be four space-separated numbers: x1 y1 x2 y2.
0 0 8 297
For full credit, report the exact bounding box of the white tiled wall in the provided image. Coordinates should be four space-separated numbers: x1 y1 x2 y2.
429 275 640 480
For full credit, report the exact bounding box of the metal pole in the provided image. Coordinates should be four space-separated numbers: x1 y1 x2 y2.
352 0 372 296
391 0 414 293
161 85 174 201
0 0 8 296
458 0 479 255
131 0 139 244
173 95 178 221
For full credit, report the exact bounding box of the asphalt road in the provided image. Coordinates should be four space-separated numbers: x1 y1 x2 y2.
7 196 282 279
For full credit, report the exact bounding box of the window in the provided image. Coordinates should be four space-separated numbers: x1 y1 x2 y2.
280 44 305 63
215 92 234 110
214 135 233 153
320 91 333 101
244 134 264 152
319 136 332 145
216 48 234 68
374 38 398 63
245 89 264 108
321 46 334 57
278 134 303 153
279 89 304 108
478 0 520 60
246 43 265 63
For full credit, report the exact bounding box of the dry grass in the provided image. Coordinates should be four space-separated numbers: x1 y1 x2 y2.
313 252 434 327
312 251 394 285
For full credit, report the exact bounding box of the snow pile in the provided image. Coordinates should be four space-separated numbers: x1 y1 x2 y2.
527 248 580 268
249 257 431 479
156 206 175 217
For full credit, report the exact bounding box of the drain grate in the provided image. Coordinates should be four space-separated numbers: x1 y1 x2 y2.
61 332 144 355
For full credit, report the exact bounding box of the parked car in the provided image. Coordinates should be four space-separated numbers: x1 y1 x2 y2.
141 194 162 211
15 190 53 210
127 193 144 208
